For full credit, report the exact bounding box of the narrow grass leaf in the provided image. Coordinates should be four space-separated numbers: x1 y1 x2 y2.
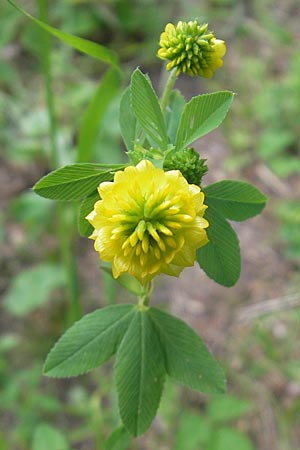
44 304 135 377
131 69 168 149
149 308 225 394
197 204 241 287
204 180 267 221
78 191 99 237
3 264 66 316
175 91 234 151
77 67 121 162
8 0 118 66
33 163 127 200
115 308 166 436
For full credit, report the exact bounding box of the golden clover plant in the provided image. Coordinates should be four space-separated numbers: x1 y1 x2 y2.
10 3 267 444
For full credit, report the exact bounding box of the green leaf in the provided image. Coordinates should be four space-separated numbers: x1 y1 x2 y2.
32 424 70 450
175 91 234 151
207 395 252 422
101 265 117 306
197 204 241 287
104 426 132 450
33 163 127 200
77 67 121 162
130 69 168 149
3 264 66 316
149 308 225 394
0 334 20 352
115 308 166 436
119 86 140 151
8 0 118 66
100 266 144 297
204 180 266 221
78 191 99 237
165 90 186 143
210 428 254 450
10 190 53 237
174 413 211 450
44 304 135 377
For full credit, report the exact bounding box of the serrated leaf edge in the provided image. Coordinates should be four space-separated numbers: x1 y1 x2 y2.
175 91 235 151
148 307 226 393
115 308 166 436
197 204 241 287
43 305 135 378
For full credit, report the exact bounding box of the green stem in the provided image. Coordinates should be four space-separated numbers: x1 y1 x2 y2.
57 203 81 321
160 68 178 115
102 270 116 305
138 281 153 308
36 0 81 322
90 387 104 450
36 0 58 168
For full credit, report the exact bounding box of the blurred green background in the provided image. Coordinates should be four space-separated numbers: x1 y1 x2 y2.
0 0 300 449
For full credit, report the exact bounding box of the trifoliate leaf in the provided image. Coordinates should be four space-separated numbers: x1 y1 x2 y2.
149 307 225 393
197 204 241 287
175 91 234 151
204 180 266 221
119 87 140 152
78 191 99 237
44 305 135 377
131 69 168 150
115 308 165 436
33 163 126 200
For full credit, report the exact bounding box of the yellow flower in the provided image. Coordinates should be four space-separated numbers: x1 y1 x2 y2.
157 21 226 78
86 160 209 284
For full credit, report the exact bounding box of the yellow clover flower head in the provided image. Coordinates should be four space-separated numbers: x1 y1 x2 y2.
86 160 209 284
157 20 226 78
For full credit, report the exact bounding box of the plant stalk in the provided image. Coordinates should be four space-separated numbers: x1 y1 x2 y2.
36 0 81 322
138 281 153 308
160 68 177 115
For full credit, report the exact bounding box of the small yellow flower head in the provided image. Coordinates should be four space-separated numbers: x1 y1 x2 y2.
86 160 209 284
157 20 226 78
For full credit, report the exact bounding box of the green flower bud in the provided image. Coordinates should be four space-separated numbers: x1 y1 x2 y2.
157 21 226 78
163 148 208 185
